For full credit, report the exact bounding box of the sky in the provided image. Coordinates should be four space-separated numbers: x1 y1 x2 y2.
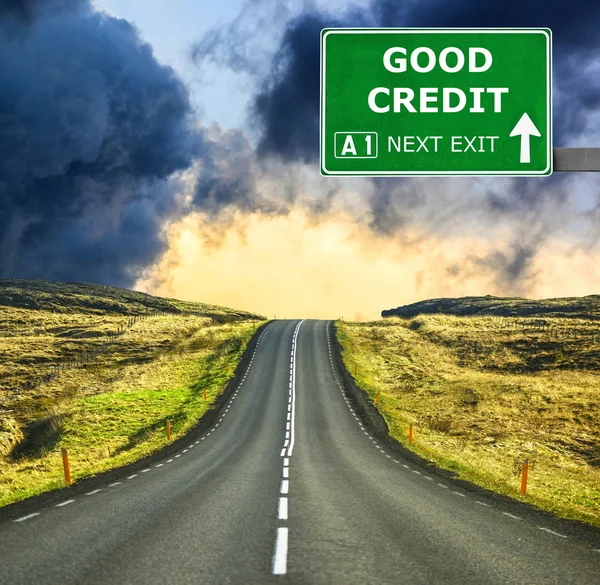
94 0 248 128
2 0 600 320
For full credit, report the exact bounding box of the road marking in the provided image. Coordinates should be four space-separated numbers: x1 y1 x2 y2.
281 480 289 494
475 501 491 507
182 449 188 453
286 422 291 430
127 474 138 479
285 431 290 439
278 497 288 520
503 512 521 520
283 457 289 466
281 448 287 457
85 489 102 496
538 527 567 538
167 459 174 463
14 513 40 522
109 482 122 487
424 476 433 481
283 467 289 478
413 470 421 475
438 483 448 489
272 527 289 575
155 463 164 468
175 454 181 458
402 464 410 469
141 468 151 473
287 320 305 457
56 499 75 507
452 491 466 497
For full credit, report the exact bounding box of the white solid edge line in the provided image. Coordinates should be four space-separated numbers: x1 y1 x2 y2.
14 513 40 522
278 497 288 520
272 527 289 575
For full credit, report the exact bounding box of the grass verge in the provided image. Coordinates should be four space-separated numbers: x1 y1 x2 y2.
337 316 600 528
0 279 265 507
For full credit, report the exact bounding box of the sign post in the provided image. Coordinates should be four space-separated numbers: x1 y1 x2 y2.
320 28 552 176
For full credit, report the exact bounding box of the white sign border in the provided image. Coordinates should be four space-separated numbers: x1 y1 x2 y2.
320 28 553 177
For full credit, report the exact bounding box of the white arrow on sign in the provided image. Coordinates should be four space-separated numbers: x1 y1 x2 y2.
509 113 541 164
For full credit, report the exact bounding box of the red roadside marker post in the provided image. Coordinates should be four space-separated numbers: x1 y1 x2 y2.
520 458 529 495
61 448 72 486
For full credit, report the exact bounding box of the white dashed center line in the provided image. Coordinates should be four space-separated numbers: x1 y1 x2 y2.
272 527 289 575
278 497 288 520
272 319 305 576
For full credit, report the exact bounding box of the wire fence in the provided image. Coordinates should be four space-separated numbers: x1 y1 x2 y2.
1 310 178 404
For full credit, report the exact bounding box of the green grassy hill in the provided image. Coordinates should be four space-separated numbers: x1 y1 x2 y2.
340 295 600 527
0 278 257 320
0 279 265 507
382 294 600 320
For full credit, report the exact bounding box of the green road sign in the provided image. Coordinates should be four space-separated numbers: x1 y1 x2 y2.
320 28 552 176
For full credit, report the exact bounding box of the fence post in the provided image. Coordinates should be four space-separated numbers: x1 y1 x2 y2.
166 420 171 442
61 448 72 486
408 424 413 445
520 458 529 495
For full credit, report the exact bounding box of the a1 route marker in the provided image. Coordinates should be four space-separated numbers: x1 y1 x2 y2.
320 28 552 176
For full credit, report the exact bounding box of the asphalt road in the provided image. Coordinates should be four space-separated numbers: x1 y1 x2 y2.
1 319 599 584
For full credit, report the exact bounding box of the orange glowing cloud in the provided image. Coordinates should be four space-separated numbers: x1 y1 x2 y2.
134 207 600 321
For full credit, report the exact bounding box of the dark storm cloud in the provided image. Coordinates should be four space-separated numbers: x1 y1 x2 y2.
0 0 201 285
0 0 85 24
246 0 600 161
253 13 337 163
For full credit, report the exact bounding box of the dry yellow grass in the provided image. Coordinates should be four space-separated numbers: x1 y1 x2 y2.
0 279 265 507
338 315 600 527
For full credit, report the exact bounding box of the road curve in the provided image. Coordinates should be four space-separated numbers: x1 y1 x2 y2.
0 319 598 584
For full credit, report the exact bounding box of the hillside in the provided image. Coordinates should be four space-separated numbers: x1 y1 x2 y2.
0 279 257 320
0 279 265 506
338 306 600 527
382 295 600 320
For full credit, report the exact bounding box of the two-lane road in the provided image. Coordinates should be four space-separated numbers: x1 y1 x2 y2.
1 320 599 584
